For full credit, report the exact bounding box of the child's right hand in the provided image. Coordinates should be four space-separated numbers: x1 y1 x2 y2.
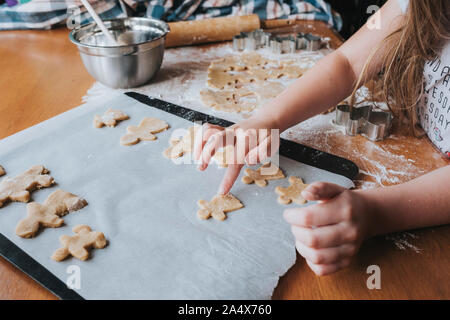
194 117 280 195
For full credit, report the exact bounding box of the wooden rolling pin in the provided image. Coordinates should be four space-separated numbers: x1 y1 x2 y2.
165 14 260 48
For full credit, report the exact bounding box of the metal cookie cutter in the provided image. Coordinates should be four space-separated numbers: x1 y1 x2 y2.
280 36 296 54
333 105 393 141
305 34 322 51
232 29 327 53
295 33 308 50
232 33 246 51
233 29 272 52
269 36 282 54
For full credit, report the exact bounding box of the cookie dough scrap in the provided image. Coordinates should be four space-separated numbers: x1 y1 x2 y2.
242 162 285 187
163 126 199 159
247 67 284 81
275 176 309 205
94 109 129 128
197 194 244 221
239 52 272 68
120 117 169 146
0 165 55 208
210 53 271 72
200 89 257 113
207 68 256 90
0 165 5 177
209 56 243 71
15 190 88 238
52 225 107 262
278 64 305 79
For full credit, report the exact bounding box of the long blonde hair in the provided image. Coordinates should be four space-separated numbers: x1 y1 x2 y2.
351 0 450 135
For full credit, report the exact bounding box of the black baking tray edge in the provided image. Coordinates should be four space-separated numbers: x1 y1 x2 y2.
0 233 83 300
125 92 359 180
0 92 358 300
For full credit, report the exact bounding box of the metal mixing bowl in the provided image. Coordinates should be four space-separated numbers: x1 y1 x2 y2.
70 17 170 88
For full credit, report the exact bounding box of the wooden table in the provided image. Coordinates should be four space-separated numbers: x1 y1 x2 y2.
0 22 449 300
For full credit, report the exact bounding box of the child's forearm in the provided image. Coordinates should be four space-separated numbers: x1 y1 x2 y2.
361 166 450 236
254 50 357 132
250 0 404 132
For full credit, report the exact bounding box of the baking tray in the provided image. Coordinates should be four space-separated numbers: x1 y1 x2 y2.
0 92 358 300
125 92 358 180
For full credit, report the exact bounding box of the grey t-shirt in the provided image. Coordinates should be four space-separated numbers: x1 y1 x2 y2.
397 0 450 157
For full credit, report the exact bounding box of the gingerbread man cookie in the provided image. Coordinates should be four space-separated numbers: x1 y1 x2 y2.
0 165 5 177
0 165 54 208
51 225 107 262
275 176 309 205
15 189 88 238
242 162 285 187
94 109 129 128
197 194 244 221
163 126 199 159
120 117 169 146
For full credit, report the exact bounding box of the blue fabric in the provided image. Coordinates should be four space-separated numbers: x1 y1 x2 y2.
0 0 341 31
146 0 342 30
0 0 125 30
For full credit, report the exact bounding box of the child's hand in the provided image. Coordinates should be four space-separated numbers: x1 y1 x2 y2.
194 118 279 194
283 182 374 276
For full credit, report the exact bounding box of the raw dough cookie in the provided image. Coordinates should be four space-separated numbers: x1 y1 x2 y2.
120 117 169 146
248 63 304 80
0 165 5 177
242 162 285 187
163 126 199 159
51 225 107 262
0 165 54 208
15 189 88 238
197 194 244 221
275 176 309 205
94 109 129 128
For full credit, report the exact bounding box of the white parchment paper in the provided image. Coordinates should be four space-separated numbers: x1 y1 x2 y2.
0 93 354 299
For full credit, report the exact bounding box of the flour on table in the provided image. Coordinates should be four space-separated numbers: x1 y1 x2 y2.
385 232 422 254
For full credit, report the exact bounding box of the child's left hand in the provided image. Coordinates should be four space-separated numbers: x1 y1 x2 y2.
283 182 374 276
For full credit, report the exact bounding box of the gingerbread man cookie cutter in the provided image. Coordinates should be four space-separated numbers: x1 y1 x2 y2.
333 104 393 141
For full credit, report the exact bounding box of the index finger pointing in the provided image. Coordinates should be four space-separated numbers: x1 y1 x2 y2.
218 164 244 195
